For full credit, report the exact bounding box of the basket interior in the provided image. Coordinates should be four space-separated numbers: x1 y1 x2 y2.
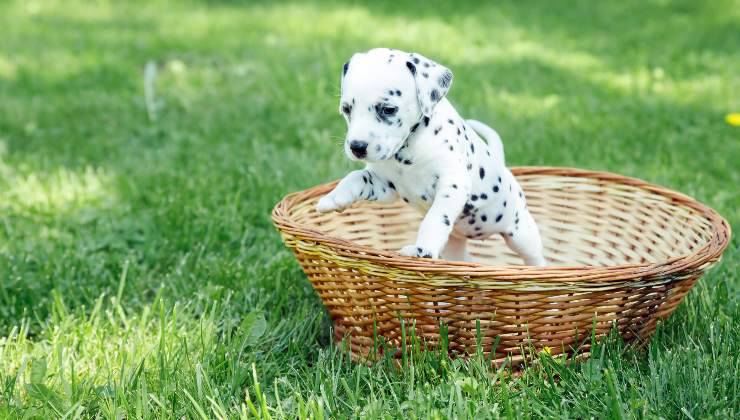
290 174 716 267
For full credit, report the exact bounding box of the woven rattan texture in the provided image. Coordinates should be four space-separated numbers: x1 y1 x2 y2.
273 167 730 366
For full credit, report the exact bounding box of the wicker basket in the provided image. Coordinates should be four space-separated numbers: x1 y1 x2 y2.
272 167 731 367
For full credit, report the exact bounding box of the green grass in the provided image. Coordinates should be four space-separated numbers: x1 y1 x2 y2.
0 0 738 417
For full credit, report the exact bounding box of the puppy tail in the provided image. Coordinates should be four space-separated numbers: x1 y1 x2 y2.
466 119 505 165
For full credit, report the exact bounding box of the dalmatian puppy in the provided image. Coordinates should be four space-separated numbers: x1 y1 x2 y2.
316 48 546 266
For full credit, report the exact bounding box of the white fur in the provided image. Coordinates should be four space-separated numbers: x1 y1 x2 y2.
317 48 546 266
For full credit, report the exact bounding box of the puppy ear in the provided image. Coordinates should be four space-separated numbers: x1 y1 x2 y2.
339 59 351 114
405 53 453 117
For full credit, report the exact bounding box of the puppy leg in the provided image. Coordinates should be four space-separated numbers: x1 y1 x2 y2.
502 211 546 266
441 235 472 262
400 177 469 258
317 169 398 213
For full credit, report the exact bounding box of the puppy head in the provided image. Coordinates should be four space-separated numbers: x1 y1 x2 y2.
339 48 453 161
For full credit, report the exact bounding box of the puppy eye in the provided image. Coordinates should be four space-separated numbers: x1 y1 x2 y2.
341 104 352 115
381 106 398 116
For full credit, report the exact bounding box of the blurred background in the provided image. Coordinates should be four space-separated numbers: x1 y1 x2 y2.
0 0 737 417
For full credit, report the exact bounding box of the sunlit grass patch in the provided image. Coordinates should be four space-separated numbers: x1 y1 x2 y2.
0 163 116 217
0 291 272 418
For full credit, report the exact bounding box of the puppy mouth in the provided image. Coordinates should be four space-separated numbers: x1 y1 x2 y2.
345 140 404 162
346 147 391 162
385 140 408 160
370 149 397 162
369 143 399 161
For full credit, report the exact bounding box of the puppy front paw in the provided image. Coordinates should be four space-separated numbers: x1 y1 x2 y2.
399 245 437 259
316 193 350 213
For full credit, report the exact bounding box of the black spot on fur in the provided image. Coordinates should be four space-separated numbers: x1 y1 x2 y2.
452 184 458 189
503 200 507 207
396 90 401 96
434 126 442 135
406 61 416 75
423 62 430 68
430 89 440 102
413 57 420 64
422 72 429 78
443 215 450 226
438 70 452 88
480 193 488 200
403 197 409 203
481 214 488 222
448 119 454 125
449 146 453 151
423 116 430 126
495 214 503 223
479 167 485 179
388 181 396 190
493 185 499 193
470 143 474 153
471 194 478 201
342 61 349 76
403 159 412 165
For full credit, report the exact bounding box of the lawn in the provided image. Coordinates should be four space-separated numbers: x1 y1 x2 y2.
0 0 738 418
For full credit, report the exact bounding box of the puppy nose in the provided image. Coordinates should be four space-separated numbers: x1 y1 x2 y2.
349 140 368 158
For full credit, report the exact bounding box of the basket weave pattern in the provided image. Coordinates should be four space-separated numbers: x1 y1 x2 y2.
272 167 730 366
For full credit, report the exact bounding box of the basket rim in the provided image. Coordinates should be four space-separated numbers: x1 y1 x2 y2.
272 166 731 282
